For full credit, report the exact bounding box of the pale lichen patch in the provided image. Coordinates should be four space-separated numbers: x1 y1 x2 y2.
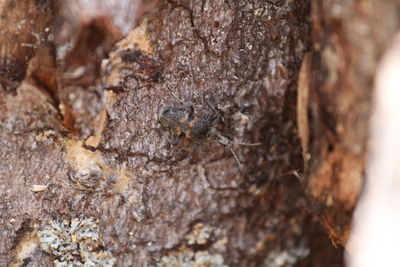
158 246 227 267
185 223 213 245
38 218 116 266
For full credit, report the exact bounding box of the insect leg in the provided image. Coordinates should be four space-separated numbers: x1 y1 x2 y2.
166 75 185 104
237 142 262 146
171 132 186 146
205 98 224 124
229 147 241 167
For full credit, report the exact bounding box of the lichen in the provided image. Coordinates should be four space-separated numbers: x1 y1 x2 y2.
38 218 116 267
262 247 310 267
158 246 227 267
185 223 212 245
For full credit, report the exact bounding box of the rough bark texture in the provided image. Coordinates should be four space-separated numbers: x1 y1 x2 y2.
4 0 392 266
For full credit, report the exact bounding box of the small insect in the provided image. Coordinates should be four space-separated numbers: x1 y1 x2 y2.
158 93 259 166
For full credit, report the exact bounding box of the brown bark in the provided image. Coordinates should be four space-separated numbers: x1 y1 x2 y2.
4 0 392 266
0 0 54 82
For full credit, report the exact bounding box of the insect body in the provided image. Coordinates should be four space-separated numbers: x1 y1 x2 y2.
158 104 214 145
158 103 247 166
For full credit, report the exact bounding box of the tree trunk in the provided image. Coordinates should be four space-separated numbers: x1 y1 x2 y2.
3 0 394 266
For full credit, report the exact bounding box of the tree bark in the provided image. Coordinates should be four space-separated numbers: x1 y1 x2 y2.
4 0 392 266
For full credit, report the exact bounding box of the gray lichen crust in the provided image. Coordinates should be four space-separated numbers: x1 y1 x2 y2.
158 246 227 267
38 218 116 267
